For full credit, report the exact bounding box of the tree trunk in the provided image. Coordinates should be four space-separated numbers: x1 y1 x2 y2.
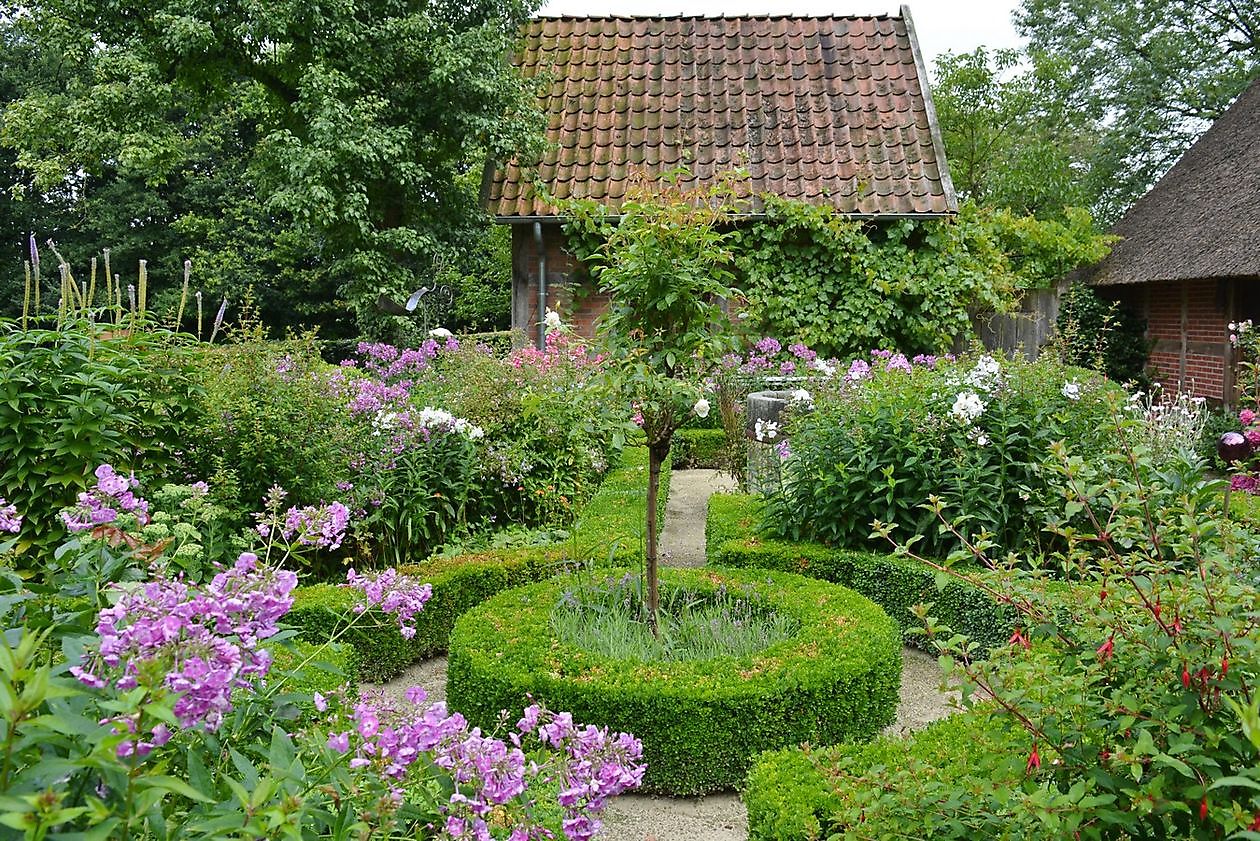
644 438 669 634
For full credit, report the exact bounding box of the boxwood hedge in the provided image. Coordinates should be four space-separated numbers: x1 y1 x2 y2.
706 493 1015 652
745 710 1022 840
288 446 671 682
671 428 727 469
446 566 902 795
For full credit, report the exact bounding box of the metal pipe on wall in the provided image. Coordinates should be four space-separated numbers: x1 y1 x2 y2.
533 221 546 349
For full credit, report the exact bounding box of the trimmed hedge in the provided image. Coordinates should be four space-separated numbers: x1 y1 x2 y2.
706 493 1015 652
446 566 902 795
745 711 1021 840
288 446 672 682
268 640 360 714
671 428 727 469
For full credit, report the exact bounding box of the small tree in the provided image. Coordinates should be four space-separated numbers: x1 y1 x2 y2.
590 173 739 628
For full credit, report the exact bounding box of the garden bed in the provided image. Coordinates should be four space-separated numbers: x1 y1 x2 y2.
445 566 902 795
706 493 1016 652
288 445 672 681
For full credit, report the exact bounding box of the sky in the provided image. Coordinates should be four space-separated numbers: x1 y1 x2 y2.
533 0 1027 67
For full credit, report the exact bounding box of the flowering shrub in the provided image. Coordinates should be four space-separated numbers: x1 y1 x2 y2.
767 351 1122 556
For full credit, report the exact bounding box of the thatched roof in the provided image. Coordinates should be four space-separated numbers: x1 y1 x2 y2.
1087 76 1260 287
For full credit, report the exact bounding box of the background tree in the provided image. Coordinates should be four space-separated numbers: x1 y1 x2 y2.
1 0 538 338
1016 0 1260 222
931 47 1099 219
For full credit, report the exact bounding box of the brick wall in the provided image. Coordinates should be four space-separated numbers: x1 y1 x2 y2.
510 222 608 344
1107 278 1233 401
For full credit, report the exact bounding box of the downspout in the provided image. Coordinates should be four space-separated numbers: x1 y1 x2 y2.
533 221 547 349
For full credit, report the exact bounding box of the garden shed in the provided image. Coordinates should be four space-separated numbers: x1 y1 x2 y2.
1083 76 1260 403
483 7 957 346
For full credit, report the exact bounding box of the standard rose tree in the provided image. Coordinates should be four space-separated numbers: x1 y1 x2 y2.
588 173 740 628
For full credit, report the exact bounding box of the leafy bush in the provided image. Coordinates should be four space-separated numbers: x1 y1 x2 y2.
1055 281 1150 384
0 320 201 555
707 493 1016 652
671 428 727 469
766 351 1123 557
745 711 1022 840
288 446 672 681
447 566 902 795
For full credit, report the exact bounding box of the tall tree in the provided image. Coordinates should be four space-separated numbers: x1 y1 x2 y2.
2 0 540 336
1016 0 1260 222
931 47 1099 219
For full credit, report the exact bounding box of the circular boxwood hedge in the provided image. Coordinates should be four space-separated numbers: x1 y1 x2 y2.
446 566 902 795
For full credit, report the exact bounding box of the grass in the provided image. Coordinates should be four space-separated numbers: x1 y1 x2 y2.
550 572 799 662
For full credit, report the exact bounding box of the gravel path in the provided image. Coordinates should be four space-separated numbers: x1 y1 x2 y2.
363 470 959 841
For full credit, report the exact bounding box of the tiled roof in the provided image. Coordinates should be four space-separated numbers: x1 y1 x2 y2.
486 9 957 220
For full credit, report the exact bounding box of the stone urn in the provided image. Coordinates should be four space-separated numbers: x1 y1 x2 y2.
745 389 812 494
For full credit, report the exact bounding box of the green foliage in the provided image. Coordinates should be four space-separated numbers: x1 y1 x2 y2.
766 352 1123 557
932 47 1099 218
744 711 1024 840
1 0 538 338
670 428 727 469
706 493 1016 652
1055 282 1150 385
288 447 672 681
446 566 902 795
730 199 1111 358
136 482 247 580
184 332 353 519
1016 0 1260 223
0 319 201 555
551 572 800 662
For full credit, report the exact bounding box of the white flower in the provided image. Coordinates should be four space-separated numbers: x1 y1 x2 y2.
1061 381 1081 401
428 327 453 339
950 391 986 424
543 308 563 331
964 355 1002 392
810 359 837 377
1230 322 1238 332
693 398 711 419
468 425 485 440
754 419 780 441
790 388 813 407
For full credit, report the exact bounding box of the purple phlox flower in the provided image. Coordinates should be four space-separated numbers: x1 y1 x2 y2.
788 342 817 362
61 464 149 532
345 568 433 638
0 499 21 534
911 354 938 368
885 353 912 373
281 502 350 550
754 337 781 355
845 359 871 381
870 349 892 360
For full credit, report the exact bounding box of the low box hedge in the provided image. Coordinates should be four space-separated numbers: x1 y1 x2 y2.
671 428 727 469
745 710 1022 840
288 446 671 682
268 639 359 715
706 493 1015 652
446 566 903 795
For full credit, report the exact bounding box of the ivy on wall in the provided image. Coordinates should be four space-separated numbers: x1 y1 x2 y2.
563 187 1113 358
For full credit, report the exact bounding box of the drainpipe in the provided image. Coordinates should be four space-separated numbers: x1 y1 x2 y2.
533 221 547 349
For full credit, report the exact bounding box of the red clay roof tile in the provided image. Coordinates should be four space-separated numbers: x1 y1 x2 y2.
487 10 956 218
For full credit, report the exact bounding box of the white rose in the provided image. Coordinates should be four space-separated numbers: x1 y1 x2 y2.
693 398 711 419
543 308 563 331
1061 381 1081 401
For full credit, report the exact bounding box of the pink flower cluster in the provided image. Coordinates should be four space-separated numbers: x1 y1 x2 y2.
345 567 433 639
71 552 298 753
282 501 351 550
354 339 454 382
324 692 644 841
0 499 19 534
509 331 605 376
61 464 149 532
1240 408 1260 448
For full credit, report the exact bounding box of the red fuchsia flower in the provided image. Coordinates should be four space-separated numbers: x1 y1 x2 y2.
1182 666 1192 688
1009 628 1031 650
1026 743 1040 772
1097 635 1115 663
1200 797 1209 822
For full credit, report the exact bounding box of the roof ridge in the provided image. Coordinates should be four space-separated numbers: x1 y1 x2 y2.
529 13 899 21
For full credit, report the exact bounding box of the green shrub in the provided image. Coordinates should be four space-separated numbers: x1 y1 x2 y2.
288 446 671 681
269 640 360 712
707 493 1015 651
0 320 202 557
447 566 902 795
1055 282 1150 385
767 351 1123 557
745 711 1022 840
671 428 727 469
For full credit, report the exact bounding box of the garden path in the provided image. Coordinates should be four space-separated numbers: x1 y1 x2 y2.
366 470 960 840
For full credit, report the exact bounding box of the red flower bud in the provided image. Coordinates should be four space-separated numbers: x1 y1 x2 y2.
1249 812 1260 831
1182 667 1192 688
1026 743 1040 773
1222 657 1230 676
1200 796 1209 822
1099 588 1107 602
